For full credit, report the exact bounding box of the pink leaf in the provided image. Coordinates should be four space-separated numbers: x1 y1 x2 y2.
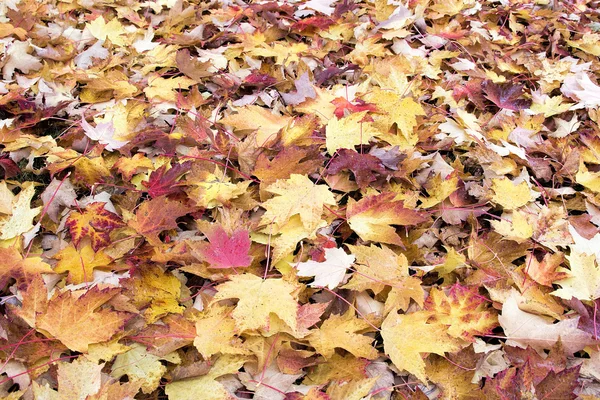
198 226 253 269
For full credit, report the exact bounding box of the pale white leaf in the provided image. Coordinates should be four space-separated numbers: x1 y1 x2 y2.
498 293 593 354
295 247 355 289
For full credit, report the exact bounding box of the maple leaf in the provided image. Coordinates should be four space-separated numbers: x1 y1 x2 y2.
295 247 354 289
186 167 251 209
384 276 425 314
425 353 482 399
260 174 336 232
551 250 600 301
9 274 46 329
327 149 386 188
343 244 408 294
363 88 426 146
165 355 246 400
111 343 176 394
424 284 498 341
65 202 125 251
331 97 378 119
131 314 196 356
498 293 595 354
281 72 317 105
128 195 192 246
419 172 459 209
36 287 130 352
86 16 126 46
2 40 42 79
121 265 185 323
253 146 324 186
382 311 461 383
81 118 128 151
54 244 112 284
325 110 378 155
220 105 292 146
535 366 580 400
347 192 427 246
193 225 252 269
211 274 299 333
176 49 213 81
56 358 104 398
144 75 196 102
194 305 249 359
308 311 378 360
326 377 379 400
490 178 532 209
0 181 41 240
142 161 192 198
482 81 532 111
0 246 53 289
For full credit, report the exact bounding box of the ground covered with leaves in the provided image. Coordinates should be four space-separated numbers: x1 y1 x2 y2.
2 0 600 398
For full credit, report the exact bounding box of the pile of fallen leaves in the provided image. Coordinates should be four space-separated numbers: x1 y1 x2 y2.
2 0 600 398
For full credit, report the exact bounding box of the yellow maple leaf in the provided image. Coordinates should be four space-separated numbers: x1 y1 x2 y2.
187 169 251 209
211 274 299 333
490 178 532 209
325 111 378 155
165 355 246 400
432 246 467 278
383 276 425 315
343 244 408 294
490 210 533 243
144 76 196 102
363 88 425 147
36 287 130 353
0 247 53 289
576 162 600 193
56 357 105 400
308 311 378 360
552 251 600 301
529 95 572 117
425 285 498 341
194 306 249 358
0 182 41 240
54 244 112 284
80 70 139 102
249 42 308 65
425 355 482 399
220 105 292 147
260 174 336 233
419 172 459 209
382 311 461 383
87 16 127 46
294 86 337 123
122 265 185 323
111 343 179 394
253 214 317 264
326 377 379 400
347 192 427 246
304 353 369 385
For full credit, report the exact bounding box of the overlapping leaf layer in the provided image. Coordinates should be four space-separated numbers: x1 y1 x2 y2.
1 0 600 398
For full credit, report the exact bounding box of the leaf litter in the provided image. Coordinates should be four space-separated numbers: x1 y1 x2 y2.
1 0 600 399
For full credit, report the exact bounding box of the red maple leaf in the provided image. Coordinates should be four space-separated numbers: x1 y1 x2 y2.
65 202 125 251
142 161 192 198
327 149 386 188
482 81 532 111
331 97 378 119
196 225 252 269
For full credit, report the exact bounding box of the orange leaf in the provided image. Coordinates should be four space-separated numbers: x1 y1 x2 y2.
0 247 53 289
65 202 125 251
36 287 130 352
347 192 427 246
128 196 193 246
